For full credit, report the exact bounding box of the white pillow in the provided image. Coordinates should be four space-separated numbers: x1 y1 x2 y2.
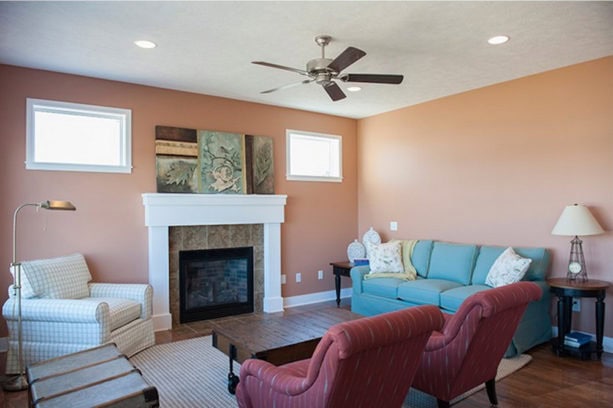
485 247 532 288
20 253 92 299
368 241 404 274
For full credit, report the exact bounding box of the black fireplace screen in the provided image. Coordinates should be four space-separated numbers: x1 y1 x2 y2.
179 246 254 323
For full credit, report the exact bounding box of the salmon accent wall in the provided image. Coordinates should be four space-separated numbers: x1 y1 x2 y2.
357 57 613 336
0 64 358 337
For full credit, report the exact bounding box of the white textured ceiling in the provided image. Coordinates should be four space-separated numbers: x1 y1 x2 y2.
1 1 612 119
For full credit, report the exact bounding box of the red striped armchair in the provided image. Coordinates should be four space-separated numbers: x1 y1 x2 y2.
412 281 543 408
236 305 444 408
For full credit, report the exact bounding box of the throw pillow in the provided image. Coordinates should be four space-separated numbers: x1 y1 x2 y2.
20 253 92 299
368 241 404 274
485 247 532 288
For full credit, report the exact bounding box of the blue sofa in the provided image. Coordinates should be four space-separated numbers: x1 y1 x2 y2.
351 240 552 357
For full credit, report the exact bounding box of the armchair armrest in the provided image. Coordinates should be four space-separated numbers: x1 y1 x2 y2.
3 298 109 324
89 283 152 319
240 359 311 396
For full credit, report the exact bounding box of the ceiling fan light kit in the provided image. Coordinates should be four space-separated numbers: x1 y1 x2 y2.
252 34 404 101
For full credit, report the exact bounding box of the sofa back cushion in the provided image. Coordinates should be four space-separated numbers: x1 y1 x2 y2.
472 246 550 285
19 253 92 299
412 240 433 278
427 242 478 285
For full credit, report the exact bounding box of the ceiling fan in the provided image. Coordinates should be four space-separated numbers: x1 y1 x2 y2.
252 35 404 101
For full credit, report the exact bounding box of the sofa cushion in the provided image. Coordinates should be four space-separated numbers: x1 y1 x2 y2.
397 279 462 306
19 253 92 299
86 297 142 331
472 246 549 285
439 285 490 312
412 240 434 278
485 247 532 287
427 242 478 285
362 277 404 300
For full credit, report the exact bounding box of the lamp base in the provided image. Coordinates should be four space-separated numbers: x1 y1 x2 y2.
2 373 28 391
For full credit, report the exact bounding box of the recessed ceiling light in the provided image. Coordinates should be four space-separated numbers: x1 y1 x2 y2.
134 40 157 49
488 35 510 45
347 86 362 92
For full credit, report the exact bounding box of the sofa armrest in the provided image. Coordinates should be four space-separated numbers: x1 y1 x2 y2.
350 265 371 295
2 298 110 324
89 283 152 320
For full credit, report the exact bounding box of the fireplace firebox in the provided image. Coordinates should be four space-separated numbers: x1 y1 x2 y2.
179 247 254 323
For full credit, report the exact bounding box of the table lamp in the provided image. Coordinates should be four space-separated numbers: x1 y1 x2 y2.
3 200 76 392
551 203 604 282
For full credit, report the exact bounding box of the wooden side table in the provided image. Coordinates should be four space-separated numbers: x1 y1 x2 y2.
548 277 610 360
330 261 353 307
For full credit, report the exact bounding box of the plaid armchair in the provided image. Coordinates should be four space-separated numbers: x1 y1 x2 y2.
2 253 155 374
236 305 444 408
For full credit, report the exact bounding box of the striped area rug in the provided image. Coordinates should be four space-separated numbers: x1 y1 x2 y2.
130 336 531 408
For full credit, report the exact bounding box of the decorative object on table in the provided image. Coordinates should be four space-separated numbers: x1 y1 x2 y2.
551 203 604 282
361 227 381 258
563 331 592 349
3 200 76 392
155 126 274 194
346 239 366 262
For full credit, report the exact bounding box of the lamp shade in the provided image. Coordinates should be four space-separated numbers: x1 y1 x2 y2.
551 204 604 237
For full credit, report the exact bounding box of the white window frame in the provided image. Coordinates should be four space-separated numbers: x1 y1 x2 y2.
286 129 342 183
26 98 132 173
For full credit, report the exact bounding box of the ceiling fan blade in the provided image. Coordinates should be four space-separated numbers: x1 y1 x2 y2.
323 82 346 101
340 73 404 84
261 79 314 94
327 47 366 73
252 61 309 76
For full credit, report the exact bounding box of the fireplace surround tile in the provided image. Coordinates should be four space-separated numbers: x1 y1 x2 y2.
169 224 264 326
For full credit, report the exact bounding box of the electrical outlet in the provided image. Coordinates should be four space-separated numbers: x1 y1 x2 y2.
296 273 301 283
318 270 324 280
572 298 581 312
390 221 398 231
281 274 286 284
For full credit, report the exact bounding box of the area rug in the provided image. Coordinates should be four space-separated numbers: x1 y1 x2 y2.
130 336 531 408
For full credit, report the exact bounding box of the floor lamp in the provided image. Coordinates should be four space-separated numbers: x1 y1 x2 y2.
3 200 76 392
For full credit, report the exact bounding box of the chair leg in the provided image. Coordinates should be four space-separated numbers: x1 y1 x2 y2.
485 378 498 406
436 399 450 408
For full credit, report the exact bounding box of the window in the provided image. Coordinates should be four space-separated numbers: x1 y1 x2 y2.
286 130 342 182
26 98 132 173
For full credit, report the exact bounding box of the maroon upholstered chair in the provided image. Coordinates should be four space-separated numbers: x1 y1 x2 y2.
236 305 444 408
412 281 543 408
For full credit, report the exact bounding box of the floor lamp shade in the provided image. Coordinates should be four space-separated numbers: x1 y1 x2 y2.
3 200 76 392
551 204 604 282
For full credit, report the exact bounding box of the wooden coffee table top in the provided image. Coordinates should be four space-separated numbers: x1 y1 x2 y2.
211 307 362 365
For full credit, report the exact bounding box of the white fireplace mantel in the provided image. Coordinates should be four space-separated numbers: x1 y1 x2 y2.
142 193 287 330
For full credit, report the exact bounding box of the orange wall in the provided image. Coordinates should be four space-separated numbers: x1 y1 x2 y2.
358 57 613 336
0 65 358 336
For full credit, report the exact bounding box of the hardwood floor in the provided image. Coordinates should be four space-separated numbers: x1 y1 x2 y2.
2 300 612 407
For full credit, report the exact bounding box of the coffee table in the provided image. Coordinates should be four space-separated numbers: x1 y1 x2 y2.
211 307 362 393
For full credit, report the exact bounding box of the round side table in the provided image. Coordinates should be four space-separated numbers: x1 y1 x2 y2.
548 277 610 359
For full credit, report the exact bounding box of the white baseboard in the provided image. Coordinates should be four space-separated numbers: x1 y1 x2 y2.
283 288 352 308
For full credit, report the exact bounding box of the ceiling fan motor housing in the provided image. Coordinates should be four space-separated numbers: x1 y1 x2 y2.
307 58 336 84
